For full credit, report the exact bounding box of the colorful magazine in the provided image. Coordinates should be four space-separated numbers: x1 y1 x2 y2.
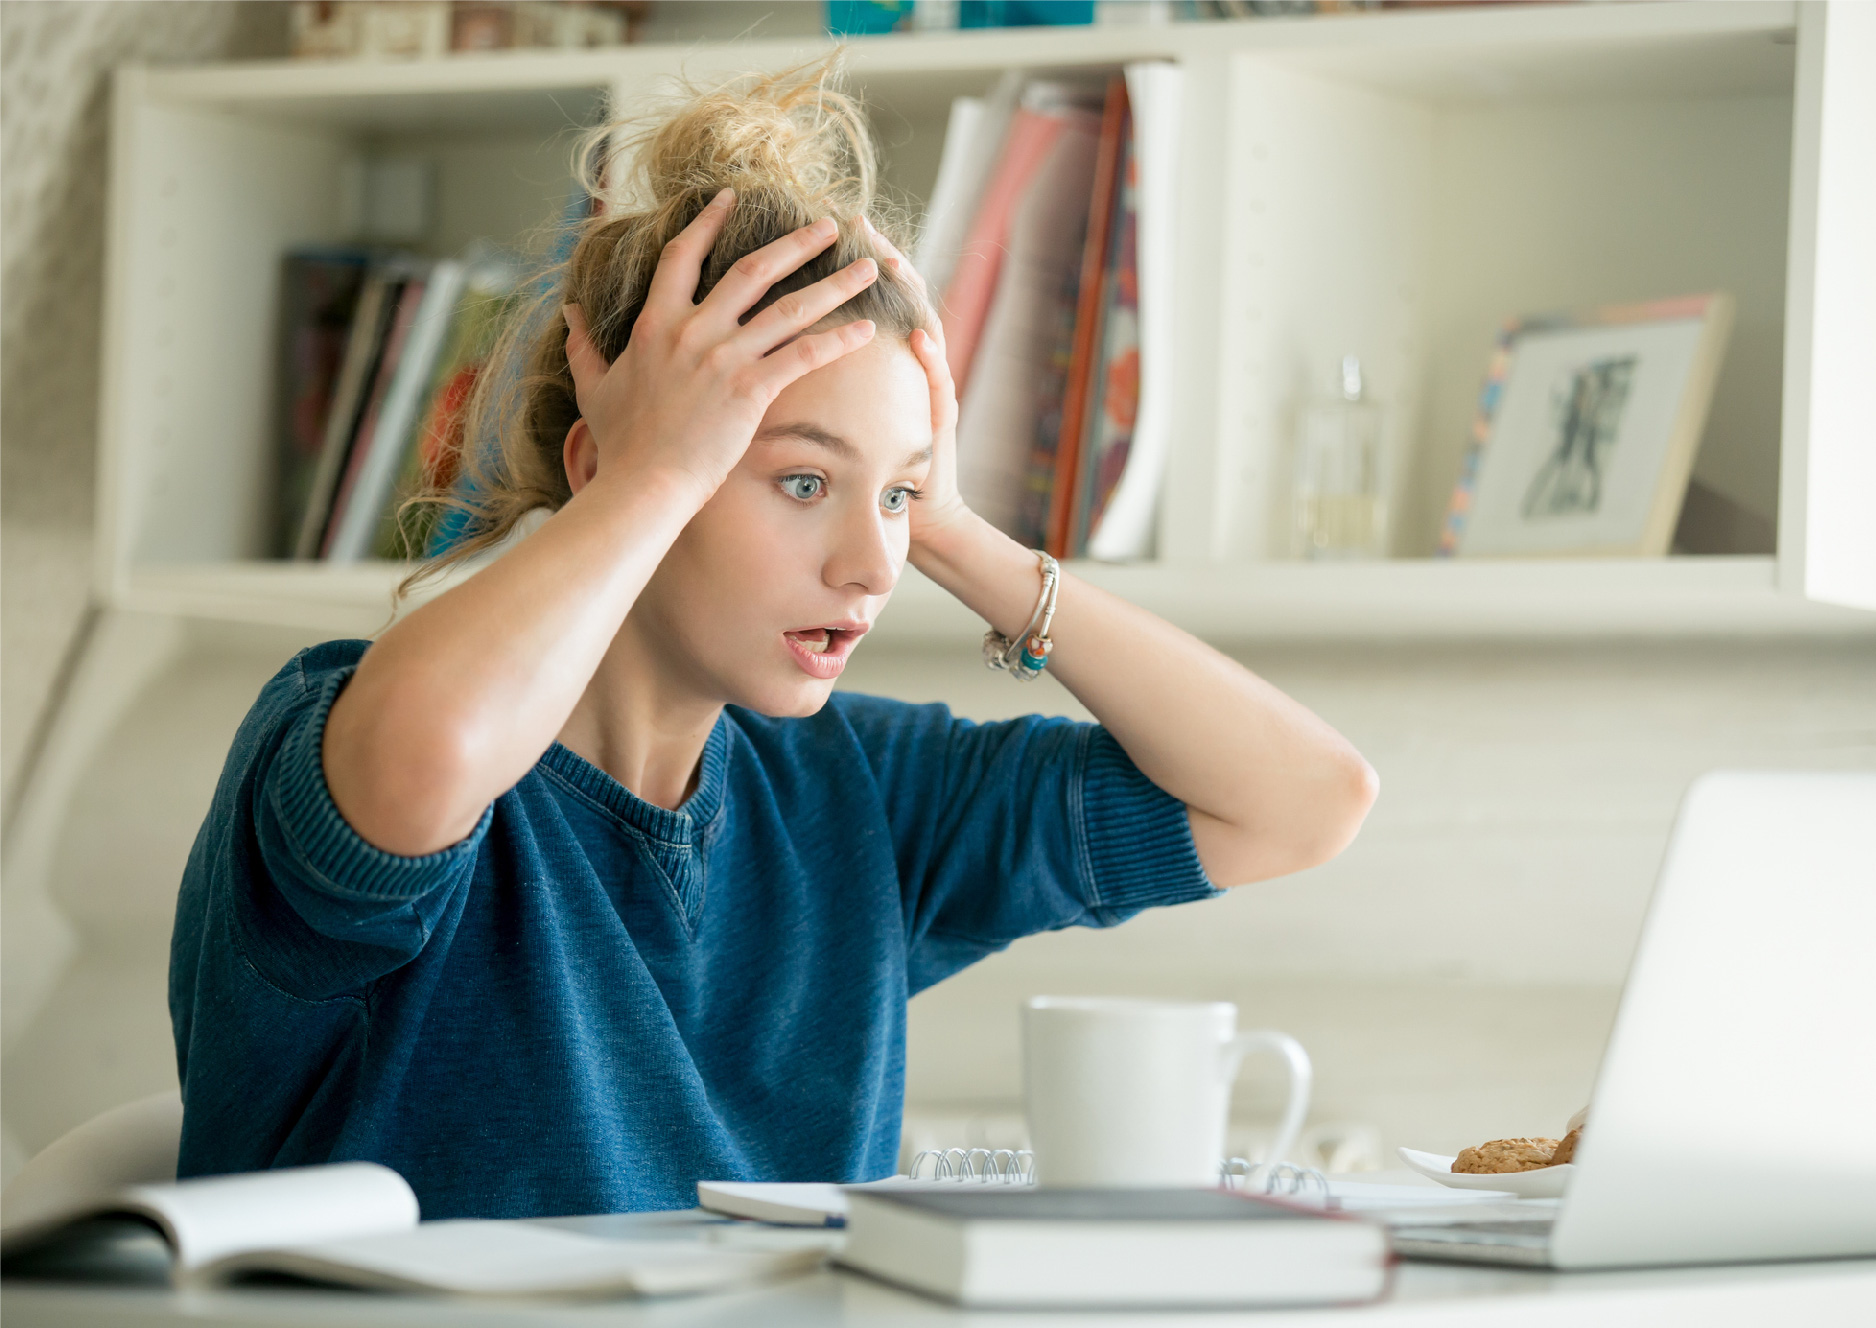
1071 120 1139 556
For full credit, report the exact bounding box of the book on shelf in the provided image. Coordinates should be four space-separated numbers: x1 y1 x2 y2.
1041 73 1127 557
0 1161 820 1297
938 95 1068 399
291 266 402 559
927 62 1182 562
274 247 517 563
371 270 516 560
1084 61 1182 562
1070 99 1140 557
321 270 429 559
914 69 1023 297
911 95 984 290
273 250 370 557
324 260 467 563
954 85 1102 540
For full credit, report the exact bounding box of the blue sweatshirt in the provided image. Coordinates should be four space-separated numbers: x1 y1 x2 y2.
169 638 1219 1218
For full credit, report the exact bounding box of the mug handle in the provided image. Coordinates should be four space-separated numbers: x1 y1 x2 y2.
1223 1031 1313 1172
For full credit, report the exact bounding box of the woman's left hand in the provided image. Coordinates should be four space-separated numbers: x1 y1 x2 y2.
863 218 972 552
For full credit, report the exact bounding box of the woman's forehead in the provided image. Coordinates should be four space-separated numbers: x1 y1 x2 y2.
757 340 931 465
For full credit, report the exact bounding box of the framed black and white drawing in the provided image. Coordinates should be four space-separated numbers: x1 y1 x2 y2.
1437 294 1734 558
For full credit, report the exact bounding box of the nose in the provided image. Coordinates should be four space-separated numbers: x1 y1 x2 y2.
822 493 900 598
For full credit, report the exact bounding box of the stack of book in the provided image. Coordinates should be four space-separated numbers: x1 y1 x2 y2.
920 63 1181 562
273 246 516 563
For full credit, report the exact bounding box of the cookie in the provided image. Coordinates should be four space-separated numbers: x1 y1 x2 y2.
1451 1137 1560 1173
1550 1125 1581 1166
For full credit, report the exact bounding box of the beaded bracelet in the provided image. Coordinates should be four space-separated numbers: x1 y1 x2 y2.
983 551 1060 681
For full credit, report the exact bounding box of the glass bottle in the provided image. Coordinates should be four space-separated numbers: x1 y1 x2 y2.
1291 355 1387 560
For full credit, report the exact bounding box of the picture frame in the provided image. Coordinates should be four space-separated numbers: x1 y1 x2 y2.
1437 293 1734 558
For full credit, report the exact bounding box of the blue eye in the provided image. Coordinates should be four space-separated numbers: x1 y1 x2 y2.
780 474 824 502
881 486 915 514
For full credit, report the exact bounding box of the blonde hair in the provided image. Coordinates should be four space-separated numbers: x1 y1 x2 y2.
394 57 934 601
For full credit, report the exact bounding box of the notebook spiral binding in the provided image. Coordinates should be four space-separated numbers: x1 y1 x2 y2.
1220 1157 1331 1199
905 1150 1326 1195
908 1148 1035 1183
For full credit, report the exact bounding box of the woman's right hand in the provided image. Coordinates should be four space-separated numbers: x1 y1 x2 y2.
562 188 880 506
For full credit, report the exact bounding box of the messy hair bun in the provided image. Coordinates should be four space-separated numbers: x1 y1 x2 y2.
396 56 933 598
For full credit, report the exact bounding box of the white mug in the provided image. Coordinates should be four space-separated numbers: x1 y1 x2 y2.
1021 997 1312 1188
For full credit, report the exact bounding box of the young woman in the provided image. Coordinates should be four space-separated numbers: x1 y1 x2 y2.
170 66 1376 1219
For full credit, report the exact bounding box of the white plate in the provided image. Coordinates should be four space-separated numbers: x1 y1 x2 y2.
1397 1147 1574 1199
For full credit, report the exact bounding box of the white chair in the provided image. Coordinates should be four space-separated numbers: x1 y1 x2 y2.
1 1090 182 1238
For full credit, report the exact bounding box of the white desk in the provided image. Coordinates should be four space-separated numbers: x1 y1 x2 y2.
5 1210 1874 1328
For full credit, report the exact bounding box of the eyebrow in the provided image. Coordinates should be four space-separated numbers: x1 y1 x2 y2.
756 422 932 468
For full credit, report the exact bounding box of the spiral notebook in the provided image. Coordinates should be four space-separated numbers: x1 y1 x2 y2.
698 1149 1035 1227
696 1149 1392 1229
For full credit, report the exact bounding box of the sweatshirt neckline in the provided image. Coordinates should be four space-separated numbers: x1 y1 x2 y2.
539 713 729 845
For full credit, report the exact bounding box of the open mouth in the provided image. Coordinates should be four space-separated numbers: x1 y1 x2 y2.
782 623 868 679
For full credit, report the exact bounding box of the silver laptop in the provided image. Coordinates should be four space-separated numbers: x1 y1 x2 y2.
1391 770 1876 1270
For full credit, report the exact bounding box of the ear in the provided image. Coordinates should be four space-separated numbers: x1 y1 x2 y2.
563 417 598 495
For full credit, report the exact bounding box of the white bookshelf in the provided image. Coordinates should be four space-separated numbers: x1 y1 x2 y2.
96 0 1876 641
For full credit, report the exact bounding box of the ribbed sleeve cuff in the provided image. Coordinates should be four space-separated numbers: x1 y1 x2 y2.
268 665 492 901
1078 727 1220 915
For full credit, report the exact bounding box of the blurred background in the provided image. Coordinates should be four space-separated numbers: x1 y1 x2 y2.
4 0 1872 1186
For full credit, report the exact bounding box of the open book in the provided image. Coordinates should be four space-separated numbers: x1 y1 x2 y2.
1 1162 822 1298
